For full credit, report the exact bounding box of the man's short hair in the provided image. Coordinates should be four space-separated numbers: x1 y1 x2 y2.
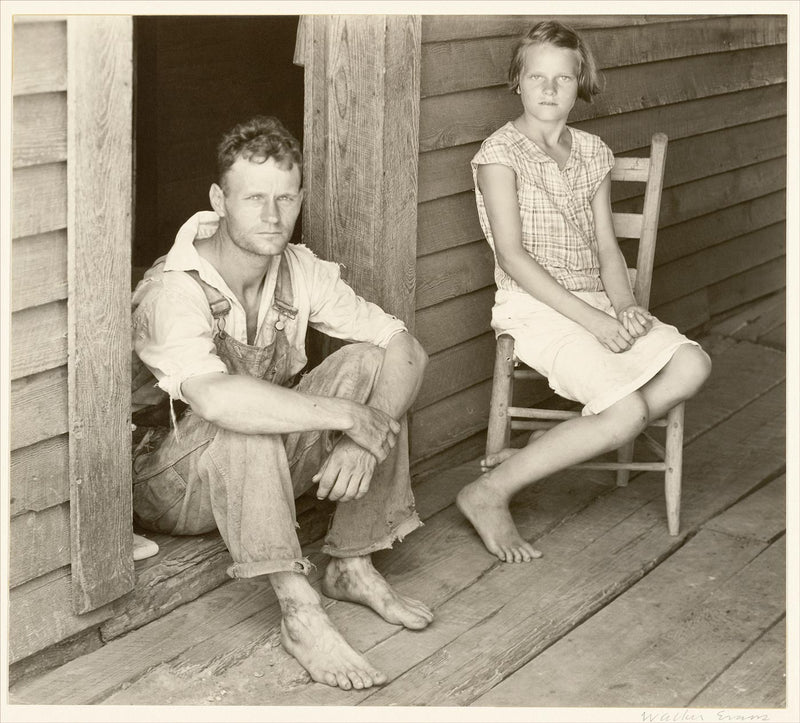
216 116 303 190
507 21 602 102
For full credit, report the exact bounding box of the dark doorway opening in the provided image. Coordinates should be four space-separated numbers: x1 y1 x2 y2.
132 15 304 277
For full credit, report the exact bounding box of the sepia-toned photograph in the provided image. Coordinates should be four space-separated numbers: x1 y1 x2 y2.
1 1 797 720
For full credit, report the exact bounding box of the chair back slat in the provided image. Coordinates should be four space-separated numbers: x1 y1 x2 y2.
609 156 650 182
612 212 643 239
632 133 668 308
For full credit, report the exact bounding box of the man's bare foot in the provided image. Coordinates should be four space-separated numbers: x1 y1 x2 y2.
280 597 387 690
456 477 542 563
323 556 434 630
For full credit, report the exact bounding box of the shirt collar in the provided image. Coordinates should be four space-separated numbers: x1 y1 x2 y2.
163 211 221 273
509 122 579 170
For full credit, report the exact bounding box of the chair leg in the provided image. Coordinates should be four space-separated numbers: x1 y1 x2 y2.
664 402 685 536
616 440 635 487
485 334 516 464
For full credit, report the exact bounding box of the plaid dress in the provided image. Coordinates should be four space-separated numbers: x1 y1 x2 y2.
471 123 699 415
471 122 613 293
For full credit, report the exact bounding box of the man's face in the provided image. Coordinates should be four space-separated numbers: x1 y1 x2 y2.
211 156 303 258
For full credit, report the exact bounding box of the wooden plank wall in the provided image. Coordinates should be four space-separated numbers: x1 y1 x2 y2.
409 14 787 469
10 17 83 664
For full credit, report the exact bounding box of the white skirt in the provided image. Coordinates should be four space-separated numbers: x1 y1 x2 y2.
492 289 700 416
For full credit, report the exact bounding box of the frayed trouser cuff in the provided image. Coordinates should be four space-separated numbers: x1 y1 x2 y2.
321 512 423 558
226 556 314 579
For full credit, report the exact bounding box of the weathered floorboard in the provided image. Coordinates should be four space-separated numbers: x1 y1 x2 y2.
691 617 787 709
703 475 785 543
474 533 785 707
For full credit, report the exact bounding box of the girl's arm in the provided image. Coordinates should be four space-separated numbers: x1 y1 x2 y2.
591 174 653 338
478 163 634 353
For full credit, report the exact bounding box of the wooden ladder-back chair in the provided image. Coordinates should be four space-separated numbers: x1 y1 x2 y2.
485 133 684 535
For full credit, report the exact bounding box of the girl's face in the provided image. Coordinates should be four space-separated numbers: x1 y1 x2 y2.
517 43 580 123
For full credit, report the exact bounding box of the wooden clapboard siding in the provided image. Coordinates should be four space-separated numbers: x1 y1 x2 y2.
421 15 785 98
411 14 786 466
11 301 68 380
12 162 68 238
10 435 70 518
12 92 68 167
10 503 72 588
12 20 67 95
10 16 74 659
11 231 69 311
419 45 786 152
419 84 786 203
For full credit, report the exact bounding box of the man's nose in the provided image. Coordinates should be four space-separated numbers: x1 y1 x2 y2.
261 199 279 224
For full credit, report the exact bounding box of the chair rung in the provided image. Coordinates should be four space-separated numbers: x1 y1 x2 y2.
509 407 577 420
509 407 668 427
573 461 667 471
511 420 558 431
513 368 544 380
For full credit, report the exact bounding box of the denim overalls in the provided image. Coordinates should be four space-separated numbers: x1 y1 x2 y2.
132 255 421 578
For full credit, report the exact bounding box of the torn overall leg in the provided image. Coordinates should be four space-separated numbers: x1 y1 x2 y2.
132 342 421 580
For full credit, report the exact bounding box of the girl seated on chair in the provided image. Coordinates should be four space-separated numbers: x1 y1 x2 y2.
457 21 712 563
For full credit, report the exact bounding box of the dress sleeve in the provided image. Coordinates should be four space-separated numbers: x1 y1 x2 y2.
471 134 517 172
589 138 615 198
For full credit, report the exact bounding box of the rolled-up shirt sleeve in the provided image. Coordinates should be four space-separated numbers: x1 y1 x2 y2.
132 281 227 403
305 252 407 348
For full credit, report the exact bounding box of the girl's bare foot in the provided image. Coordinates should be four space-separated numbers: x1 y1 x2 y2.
323 556 434 630
481 430 547 471
280 598 387 690
456 477 542 563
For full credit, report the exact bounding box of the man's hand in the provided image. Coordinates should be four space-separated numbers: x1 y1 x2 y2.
617 304 653 339
345 403 400 463
313 437 378 502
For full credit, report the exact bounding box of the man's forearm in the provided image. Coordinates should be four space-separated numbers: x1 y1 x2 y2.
182 372 359 435
364 331 428 419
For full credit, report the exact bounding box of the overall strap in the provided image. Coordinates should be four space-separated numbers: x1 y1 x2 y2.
273 254 298 319
183 269 232 319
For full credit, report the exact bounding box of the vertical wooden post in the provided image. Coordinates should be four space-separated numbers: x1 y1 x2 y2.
67 16 134 613
298 15 421 330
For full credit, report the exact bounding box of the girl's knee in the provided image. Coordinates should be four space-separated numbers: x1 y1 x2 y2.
604 392 649 443
676 345 712 392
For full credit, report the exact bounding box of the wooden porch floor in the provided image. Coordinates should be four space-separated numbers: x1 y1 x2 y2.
9 292 790 714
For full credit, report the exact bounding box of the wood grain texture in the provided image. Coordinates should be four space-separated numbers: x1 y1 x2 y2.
414 285 494 355
11 230 69 311
11 301 68 379
707 256 786 317
9 503 71 588
10 366 68 451
476 532 784 707
303 16 420 327
418 84 786 203
704 475 785 543
420 14 702 43
651 289 710 335
416 240 495 309
8 566 118 664
651 223 785 307
691 617 787 708
12 20 67 95
13 91 68 167
12 162 67 238
421 15 786 97
67 15 134 614
419 45 786 152
10 435 70 517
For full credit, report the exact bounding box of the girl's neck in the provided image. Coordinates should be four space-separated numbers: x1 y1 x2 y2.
513 115 569 149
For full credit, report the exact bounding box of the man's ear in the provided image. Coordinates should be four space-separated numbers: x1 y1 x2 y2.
209 183 225 217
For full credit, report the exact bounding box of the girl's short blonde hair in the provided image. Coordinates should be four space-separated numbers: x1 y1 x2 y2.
508 21 602 102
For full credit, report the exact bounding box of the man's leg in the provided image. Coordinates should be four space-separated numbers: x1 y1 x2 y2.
288 344 433 631
133 408 385 690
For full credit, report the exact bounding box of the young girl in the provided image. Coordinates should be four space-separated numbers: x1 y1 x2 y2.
457 21 712 563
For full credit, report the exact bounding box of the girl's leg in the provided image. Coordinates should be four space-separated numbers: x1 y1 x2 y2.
637 344 712 419
457 391 650 563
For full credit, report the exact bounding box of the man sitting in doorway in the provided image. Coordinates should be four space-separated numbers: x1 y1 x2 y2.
130 115 432 690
